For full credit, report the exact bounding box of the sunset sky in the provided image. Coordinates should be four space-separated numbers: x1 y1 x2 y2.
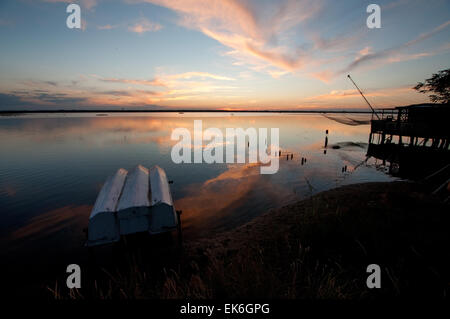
0 0 449 110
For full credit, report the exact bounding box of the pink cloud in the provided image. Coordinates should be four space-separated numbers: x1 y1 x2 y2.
165 72 235 81
100 77 167 87
133 0 321 74
128 18 162 34
97 24 118 30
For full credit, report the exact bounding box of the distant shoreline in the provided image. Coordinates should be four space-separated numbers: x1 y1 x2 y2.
1 103 435 115
0 109 375 114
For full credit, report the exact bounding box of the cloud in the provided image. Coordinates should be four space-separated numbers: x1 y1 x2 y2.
338 20 450 76
98 19 162 33
97 24 118 30
0 91 88 110
128 18 162 34
126 0 449 83
0 93 28 109
310 31 363 53
165 72 235 81
99 77 167 87
96 89 162 97
21 79 59 87
0 69 242 110
309 20 450 83
131 0 321 74
96 72 236 98
307 87 415 101
303 85 430 108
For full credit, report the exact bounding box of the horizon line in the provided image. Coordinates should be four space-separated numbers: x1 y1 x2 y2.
0 103 441 114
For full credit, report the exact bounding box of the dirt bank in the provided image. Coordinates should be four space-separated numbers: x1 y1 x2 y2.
169 181 449 299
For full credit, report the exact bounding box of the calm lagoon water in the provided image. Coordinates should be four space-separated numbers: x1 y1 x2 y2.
0 112 395 294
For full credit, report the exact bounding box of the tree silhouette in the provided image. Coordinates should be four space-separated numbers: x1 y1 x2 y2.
413 69 450 104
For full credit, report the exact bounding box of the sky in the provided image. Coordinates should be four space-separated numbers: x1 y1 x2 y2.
0 0 449 111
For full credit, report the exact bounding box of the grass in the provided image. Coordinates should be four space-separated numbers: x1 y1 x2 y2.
49 181 449 299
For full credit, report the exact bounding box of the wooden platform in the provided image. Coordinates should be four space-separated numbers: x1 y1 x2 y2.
367 104 449 178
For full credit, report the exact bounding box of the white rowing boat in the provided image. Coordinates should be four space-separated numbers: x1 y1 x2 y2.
86 165 179 247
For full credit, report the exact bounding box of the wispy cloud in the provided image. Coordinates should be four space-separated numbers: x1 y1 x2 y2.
0 90 89 109
21 80 59 87
337 20 450 77
0 70 240 109
165 72 235 81
99 77 167 87
127 0 449 83
94 71 238 105
97 24 118 30
303 85 429 108
96 72 235 88
4 1 449 110
128 18 162 34
131 0 321 75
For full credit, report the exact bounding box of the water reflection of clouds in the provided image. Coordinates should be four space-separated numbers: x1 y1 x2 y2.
203 163 262 185
0 117 192 145
175 162 290 236
0 114 371 149
0 185 17 197
0 113 382 243
0 112 401 287
8 205 90 245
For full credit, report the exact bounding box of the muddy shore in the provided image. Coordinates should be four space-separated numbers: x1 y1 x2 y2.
168 181 449 299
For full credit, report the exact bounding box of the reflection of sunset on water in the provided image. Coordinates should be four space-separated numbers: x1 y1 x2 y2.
0 113 396 264
9 205 90 244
